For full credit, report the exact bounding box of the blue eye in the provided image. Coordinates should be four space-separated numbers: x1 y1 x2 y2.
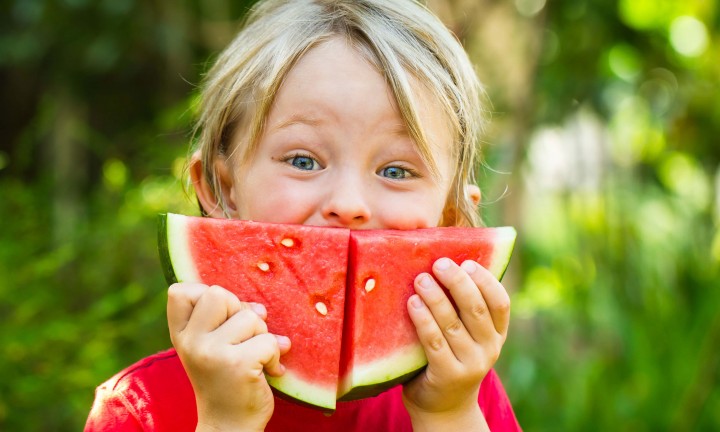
288 155 319 171
380 166 411 179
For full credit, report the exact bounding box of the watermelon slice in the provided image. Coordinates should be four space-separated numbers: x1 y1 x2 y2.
158 213 516 411
338 227 517 401
159 214 349 410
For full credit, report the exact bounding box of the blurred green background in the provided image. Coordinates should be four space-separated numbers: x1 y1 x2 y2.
1 0 718 430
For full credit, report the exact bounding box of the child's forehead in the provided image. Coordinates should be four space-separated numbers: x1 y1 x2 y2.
266 40 408 133
277 38 443 117
266 37 451 146
275 40 393 100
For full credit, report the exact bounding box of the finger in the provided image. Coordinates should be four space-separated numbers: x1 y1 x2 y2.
431 258 497 339
406 293 457 366
184 285 249 335
212 307 269 345
414 269 475 361
276 334 291 356
460 261 511 339
237 333 290 377
167 283 210 337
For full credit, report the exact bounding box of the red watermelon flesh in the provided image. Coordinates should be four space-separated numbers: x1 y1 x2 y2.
159 214 516 411
338 227 517 400
160 214 349 410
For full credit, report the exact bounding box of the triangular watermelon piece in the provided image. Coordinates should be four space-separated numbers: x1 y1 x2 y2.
338 227 517 400
159 213 350 411
158 213 516 411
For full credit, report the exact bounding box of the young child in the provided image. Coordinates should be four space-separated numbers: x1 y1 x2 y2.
86 0 521 430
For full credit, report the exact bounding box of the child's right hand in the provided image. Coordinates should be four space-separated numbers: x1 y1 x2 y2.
167 283 291 432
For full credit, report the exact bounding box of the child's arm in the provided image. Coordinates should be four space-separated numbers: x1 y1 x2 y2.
167 283 291 432
403 258 511 432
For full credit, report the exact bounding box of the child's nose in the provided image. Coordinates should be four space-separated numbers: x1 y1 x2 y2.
321 178 372 228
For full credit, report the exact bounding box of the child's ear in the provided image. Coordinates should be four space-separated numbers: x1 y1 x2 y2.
188 151 239 218
466 184 481 208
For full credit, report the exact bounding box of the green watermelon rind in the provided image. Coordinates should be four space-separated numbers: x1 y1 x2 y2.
157 214 177 285
337 366 423 402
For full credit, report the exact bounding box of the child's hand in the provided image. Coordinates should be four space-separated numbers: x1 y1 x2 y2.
167 283 291 432
403 258 510 431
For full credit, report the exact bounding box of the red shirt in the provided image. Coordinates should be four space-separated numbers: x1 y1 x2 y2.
86 349 521 431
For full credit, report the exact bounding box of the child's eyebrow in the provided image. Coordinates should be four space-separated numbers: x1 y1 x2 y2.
270 113 409 137
270 114 322 132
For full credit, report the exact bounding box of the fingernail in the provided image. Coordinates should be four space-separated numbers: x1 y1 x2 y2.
250 302 266 316
461 260 477 274
418 274 434 290
276 335 291 349
434 258 452 271
410 295 424 309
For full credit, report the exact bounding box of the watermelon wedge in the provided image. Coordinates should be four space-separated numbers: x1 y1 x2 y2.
159 214 349 410
158 213 516 411
338 227 517 401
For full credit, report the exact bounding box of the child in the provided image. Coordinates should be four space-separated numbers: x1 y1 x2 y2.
86 0 521 430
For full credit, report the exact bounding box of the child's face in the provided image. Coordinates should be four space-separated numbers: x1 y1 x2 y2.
218 38 456 230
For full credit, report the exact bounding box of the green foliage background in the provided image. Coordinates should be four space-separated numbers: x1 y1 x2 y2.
0 0 718 430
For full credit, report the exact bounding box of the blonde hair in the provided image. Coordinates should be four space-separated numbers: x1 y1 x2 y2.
194 0 487 226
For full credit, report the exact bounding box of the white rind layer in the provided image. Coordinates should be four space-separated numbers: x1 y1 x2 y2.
337 343 426 398
167 213 200 283
267 370 337 411
487 226 517 278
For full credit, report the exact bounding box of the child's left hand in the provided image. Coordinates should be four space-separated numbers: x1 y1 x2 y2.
402 258 510 430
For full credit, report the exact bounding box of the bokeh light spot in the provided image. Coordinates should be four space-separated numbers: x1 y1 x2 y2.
670 16 708 57
608 44 642 82
102 159 128 191
515 0 546 17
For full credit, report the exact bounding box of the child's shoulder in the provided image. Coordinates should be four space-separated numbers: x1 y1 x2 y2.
87 348 197 430
100 348 186 394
